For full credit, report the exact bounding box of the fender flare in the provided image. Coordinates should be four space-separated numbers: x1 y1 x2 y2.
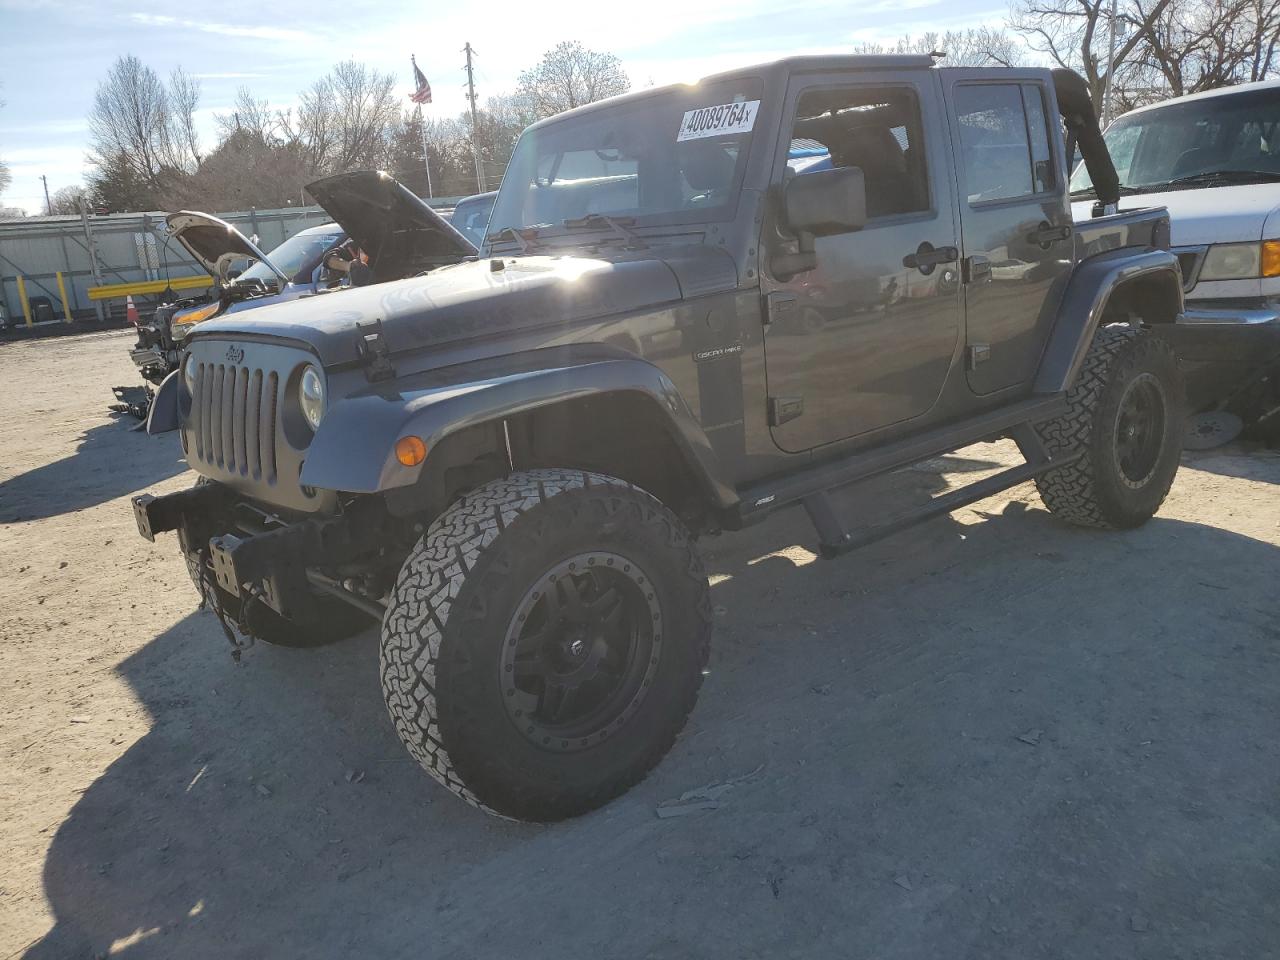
145 370 181 435
1034 248 1183 395
300 355 737 509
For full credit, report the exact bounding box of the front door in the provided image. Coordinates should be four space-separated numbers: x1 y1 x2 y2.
762 71 962 453
941 72 1075 396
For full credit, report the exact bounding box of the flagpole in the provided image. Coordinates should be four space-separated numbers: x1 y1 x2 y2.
416 102 433 199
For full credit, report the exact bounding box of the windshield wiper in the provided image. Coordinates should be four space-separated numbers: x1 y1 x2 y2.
1069 184 1142 199
487 225 546 254
1161 169 1280 188
560 213 647 248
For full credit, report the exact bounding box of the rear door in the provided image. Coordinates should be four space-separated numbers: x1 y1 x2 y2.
940 72 1073 396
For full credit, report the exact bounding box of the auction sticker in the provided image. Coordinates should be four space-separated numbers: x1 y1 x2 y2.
677 100 760 142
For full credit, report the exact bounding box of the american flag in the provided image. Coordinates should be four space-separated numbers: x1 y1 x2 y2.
409 55 432 105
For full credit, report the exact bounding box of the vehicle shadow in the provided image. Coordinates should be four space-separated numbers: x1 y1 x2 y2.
24 492 1280 958
1182 444 1280 485
0 419 186 523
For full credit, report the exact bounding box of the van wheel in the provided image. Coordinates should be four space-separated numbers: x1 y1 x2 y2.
1035 325 1184 528
380 469 711 821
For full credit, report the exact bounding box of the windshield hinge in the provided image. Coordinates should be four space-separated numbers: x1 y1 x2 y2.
355 319 396 383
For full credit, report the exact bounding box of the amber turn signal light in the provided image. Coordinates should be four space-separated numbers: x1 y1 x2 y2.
395 435 427 466
1262 240 1280 278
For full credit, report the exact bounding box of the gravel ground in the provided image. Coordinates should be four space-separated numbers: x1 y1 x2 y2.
2 330 1278 960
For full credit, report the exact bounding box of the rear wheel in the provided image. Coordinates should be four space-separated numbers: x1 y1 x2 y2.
380 468 711 821
1035 325 1184 528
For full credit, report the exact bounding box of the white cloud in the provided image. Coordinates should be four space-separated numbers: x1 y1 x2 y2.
128 12 316 44
190 72 269 80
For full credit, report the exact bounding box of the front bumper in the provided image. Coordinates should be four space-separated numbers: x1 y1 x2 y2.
133 483 379 620
1181 303 1280 326
1166 299 1280 365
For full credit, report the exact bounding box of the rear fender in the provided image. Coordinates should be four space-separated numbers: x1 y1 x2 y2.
300 355 736 509
1034 248 1183 394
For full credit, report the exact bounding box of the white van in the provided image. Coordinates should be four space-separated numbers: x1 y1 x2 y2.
1070 80 1280 327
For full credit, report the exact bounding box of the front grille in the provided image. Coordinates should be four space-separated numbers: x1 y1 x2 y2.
190 362 279 483
181 339 330 514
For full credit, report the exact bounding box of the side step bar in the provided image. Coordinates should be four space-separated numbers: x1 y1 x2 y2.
736 400 1079 558
738 394 1068 522
803 424 1081 557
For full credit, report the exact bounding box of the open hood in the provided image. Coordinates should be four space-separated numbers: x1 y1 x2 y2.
304 170 476 281
165 211 290 285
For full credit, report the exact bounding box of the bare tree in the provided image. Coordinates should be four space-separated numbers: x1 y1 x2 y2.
87 55 203 205
47 185 88 215
166 68 203 167
1123 0 1280 102
855 28 1025 66
1010 0 1175 111
283 60 398 173
0 88 10 198
215 86 278 142
516 42 630 119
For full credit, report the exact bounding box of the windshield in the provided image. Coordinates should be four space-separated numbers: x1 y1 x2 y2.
487 77 763 242
1070 86 1280 195
236 226 345 286
451 194 497 246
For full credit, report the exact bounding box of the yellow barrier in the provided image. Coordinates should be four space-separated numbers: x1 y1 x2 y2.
87 274 213 301
16 275 31 327
56 272 73 324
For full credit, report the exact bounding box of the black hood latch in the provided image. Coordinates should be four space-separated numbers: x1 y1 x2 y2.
355 319 396 383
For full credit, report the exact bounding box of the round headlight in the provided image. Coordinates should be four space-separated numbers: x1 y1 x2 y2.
299 366 325 430
183 352 198 388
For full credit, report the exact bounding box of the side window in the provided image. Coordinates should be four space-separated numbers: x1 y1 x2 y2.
788 85 930 220
955 83 1045 203
1022 85 1054 193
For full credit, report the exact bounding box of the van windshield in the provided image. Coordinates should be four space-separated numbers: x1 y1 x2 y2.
487 78 762 243
1070 86 1280 195
237 227 344 286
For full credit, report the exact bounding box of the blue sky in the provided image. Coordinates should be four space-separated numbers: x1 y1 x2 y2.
0 0 1011 214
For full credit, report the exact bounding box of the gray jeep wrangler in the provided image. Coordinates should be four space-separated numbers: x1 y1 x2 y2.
134 56 1186 821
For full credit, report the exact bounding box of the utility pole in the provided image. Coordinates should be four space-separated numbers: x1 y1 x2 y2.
462 43 488 193
41 175 52 216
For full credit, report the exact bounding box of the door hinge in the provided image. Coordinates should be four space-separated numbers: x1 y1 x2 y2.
966 344 991 370
768 395 804 426
355 319 396 383
963 255 991 284
764 291 798 328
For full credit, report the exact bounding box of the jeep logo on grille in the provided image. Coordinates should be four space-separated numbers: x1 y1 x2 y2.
226 345 245 364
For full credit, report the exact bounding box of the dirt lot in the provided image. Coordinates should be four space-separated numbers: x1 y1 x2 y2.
2 329 1278 959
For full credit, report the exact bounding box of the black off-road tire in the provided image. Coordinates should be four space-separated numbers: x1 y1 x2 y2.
1034 325 1184 528
184 550 368 648
380 468 712 821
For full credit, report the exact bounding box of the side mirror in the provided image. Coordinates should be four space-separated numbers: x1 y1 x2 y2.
774 166 867 278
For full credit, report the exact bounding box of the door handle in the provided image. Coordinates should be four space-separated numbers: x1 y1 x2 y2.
1027 222 1072 247
902 244 959 274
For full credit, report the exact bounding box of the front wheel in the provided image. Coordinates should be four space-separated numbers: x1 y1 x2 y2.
1034 325 1185 528
380 469 711 821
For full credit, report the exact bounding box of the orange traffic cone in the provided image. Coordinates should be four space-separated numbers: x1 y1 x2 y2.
125 295 140 326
